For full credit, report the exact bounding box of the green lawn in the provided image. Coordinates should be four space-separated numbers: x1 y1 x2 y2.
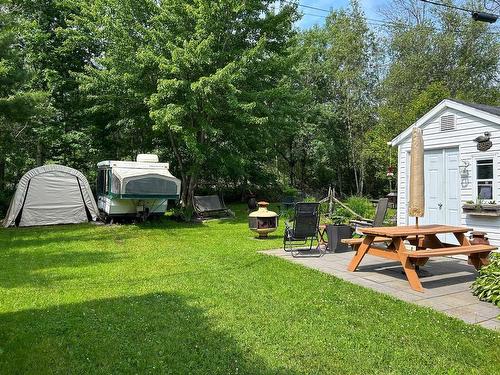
0 204 499 374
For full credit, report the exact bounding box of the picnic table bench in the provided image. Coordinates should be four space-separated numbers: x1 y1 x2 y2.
343 224 496 292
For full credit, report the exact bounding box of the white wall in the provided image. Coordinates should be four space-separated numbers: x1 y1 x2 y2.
396 106 500 246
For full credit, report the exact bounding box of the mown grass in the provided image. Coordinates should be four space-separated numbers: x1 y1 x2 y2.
0 204 499 374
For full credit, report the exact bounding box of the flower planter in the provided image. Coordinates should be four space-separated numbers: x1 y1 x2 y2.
462 204 500 217
326 224 353 253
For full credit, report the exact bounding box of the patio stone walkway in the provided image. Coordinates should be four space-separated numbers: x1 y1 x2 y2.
263 248 500 330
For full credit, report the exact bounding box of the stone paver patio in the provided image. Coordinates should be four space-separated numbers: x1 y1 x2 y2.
264 247 500 330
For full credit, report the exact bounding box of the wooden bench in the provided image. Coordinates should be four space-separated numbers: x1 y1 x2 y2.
402 244 495 270
342 235 420 248
401 244 496 257
343 237 495 270
341 237 391 247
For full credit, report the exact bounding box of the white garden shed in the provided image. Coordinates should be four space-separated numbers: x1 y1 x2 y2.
390 99 500 246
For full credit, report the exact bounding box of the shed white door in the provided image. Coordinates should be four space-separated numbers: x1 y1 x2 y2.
410 148 460 243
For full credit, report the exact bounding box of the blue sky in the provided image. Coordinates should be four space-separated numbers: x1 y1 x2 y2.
292 0 389 29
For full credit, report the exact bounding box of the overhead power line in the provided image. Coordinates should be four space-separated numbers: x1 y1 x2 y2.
419 0 499 22
300 11 401 28
280 0 500 33
419 0 499 16
284 1 332 13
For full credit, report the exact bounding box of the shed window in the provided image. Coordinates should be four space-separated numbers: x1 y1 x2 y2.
476 159 494 200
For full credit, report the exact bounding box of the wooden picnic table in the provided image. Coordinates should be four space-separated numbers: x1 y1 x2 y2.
345 224 496 292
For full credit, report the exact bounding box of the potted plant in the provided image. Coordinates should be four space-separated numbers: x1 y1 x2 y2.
323 214 353 253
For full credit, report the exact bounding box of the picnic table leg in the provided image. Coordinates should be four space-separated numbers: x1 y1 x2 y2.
413 234 445 267
454 233 477 267
425 234 445 248
347 236 374 272
454 232 471 246
394 237 423 292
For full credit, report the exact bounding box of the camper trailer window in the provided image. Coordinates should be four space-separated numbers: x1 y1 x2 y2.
105 170 110 194
97 170 105 195
124 177 176 195
97 169 110 195
476 159 493 200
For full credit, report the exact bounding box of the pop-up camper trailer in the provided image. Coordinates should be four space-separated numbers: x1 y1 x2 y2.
97 154 181 221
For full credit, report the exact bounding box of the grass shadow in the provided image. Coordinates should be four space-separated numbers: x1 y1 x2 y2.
0 248 124 288
0 292 298 374
134 216 207 231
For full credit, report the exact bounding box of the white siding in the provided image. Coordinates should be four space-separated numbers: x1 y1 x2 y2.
396 107 500 247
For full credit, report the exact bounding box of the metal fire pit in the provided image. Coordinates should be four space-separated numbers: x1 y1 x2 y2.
248 201 278 238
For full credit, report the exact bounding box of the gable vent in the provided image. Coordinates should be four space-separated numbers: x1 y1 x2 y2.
440 114 455 131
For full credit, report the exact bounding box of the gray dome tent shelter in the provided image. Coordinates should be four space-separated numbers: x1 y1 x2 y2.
3 165 98 227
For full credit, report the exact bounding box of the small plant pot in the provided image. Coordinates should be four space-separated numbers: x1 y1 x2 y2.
326 224 353 253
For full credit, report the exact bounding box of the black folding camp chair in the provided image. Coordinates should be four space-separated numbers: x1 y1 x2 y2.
283 202 322 257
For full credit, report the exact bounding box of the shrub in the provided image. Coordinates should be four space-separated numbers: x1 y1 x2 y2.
345 196 374 219
471 253 500 307
171 206 195 222
282 186 300 198
303 196 317 203
324 196 374 225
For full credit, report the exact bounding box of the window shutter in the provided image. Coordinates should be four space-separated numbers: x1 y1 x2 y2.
440 114 455 131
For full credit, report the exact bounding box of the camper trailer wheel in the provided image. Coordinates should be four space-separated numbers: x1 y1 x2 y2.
100 213 113 225
139 207 150 222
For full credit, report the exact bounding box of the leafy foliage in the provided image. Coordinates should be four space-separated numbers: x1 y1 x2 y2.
287 2 381 195
472 253 500 307
344 196 374 218
0 0 53 211
0 0 499 213
365 1 500 196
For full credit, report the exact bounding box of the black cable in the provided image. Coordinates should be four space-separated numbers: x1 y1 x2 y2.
284 1 332 13
282 0 500 34
419 0 499 16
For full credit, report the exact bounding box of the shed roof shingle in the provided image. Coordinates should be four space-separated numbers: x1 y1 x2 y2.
449 99 500 117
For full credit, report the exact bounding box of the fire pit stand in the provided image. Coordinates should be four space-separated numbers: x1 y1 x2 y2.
248 201 278 238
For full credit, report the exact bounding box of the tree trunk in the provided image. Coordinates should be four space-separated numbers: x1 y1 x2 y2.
180 174 198 209
337 165 343 196
289 159 296 187
288 141 295 187
36 141 44 166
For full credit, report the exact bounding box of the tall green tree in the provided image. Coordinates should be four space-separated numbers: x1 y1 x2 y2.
365 0 500 196
12 0 98 170
291 1 381 196
74 0 299 205
0 0 52 209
